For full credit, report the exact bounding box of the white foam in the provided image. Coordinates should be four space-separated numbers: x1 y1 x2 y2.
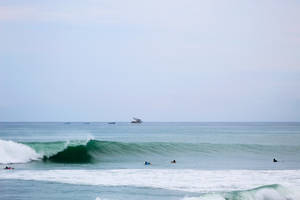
1 169 300 193
64 135 94 148
183 186 299 200
85 134 95 142
95 197 109 200
0 139 41 164
251 188 288 200
183 194 226 200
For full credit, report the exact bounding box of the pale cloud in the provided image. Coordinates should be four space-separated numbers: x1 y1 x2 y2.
0 6 37 21
1 0 299 33
1 0 299 71
0 5 118 24
0 0 212 29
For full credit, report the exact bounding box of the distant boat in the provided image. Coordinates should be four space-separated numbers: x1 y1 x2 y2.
131 117 142 124
108 122 116 125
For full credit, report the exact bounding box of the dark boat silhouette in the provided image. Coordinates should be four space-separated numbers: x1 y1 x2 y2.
131 117 142 123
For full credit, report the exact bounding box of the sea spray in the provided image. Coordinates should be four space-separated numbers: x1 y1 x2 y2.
0 139 40 164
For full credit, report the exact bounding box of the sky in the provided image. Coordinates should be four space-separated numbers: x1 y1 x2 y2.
0 0 300 122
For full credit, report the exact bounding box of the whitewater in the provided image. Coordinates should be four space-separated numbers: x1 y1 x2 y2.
0 139 40 164
1 122 300 200
1 169 300 193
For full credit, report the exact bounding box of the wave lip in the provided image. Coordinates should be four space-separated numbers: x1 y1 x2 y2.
0 139 41 164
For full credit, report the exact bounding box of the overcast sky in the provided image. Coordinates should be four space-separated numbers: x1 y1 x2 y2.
0 0 299 122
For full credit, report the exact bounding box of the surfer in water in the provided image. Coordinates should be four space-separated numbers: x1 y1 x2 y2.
273 158 278 162
4 166 14 170
171 160 176 164
144 161 151 165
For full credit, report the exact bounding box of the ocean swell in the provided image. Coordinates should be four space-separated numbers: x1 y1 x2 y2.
1 139 300 164
38 140 300 164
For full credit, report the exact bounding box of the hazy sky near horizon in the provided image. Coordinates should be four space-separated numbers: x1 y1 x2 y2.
0 0 300 121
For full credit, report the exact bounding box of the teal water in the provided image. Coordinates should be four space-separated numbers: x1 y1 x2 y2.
1 122 300 200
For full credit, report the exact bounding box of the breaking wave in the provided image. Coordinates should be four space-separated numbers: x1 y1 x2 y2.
1 139 300 164
34 140 300 164
0 139 41 164
183 184 299 200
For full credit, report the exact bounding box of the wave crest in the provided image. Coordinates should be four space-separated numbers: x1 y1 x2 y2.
40 140 300 164
183 184 297 200
2 139 300 164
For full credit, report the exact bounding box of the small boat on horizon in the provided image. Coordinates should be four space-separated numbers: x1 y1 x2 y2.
108 122 116 125
131 117 142 124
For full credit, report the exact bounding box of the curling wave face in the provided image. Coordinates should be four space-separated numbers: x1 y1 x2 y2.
1 139 300 164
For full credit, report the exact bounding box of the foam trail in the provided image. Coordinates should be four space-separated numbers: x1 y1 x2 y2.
0 139 40 164
1 169 300 193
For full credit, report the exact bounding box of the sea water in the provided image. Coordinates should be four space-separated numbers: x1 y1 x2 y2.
0 122 300 200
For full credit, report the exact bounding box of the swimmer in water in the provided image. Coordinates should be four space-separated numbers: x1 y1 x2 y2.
171 160 176 164
273 158 278 162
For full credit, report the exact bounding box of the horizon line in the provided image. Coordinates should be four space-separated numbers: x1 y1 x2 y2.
1 121 300 123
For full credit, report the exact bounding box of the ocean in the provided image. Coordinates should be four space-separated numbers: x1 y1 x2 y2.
1 122 300 200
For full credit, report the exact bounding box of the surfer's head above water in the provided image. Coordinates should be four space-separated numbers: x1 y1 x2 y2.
144 161 151 165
